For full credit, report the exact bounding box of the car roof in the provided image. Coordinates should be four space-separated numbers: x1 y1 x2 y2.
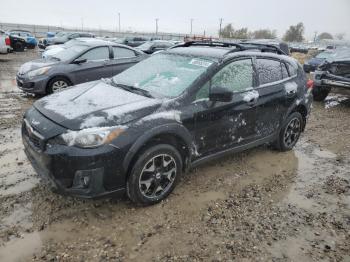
167 46 231 60
166 45 298 66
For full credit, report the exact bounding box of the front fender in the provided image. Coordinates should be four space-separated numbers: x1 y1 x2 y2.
122 122 193 172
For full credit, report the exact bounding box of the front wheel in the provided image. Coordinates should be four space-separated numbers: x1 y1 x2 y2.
47 77 71 94
127 144 183 205
274 112 303 152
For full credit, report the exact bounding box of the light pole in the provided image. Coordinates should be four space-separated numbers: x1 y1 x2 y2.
219 18 223 38
81 17 84 31
155 18 159 35
118 12 121 32
190 18 194 35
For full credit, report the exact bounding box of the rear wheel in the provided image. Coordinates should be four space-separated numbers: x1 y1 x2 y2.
274 112 303 151
127 144 182 205
14 42 25 52
312 86 330 101
47 77 71 94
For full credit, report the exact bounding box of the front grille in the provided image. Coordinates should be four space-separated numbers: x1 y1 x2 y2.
23 119 45 150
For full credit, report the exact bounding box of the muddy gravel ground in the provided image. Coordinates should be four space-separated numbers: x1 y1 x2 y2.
0 50 349 262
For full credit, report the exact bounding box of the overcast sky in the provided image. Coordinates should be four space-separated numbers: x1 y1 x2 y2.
0 0 349 40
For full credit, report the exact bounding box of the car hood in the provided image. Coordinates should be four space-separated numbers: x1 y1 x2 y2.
18 59 58 74
34 80 163 130
305 57 325 65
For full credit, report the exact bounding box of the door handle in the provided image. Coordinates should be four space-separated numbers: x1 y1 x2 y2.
246 97 258 106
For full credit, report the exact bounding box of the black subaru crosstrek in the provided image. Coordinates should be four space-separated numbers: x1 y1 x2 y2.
22 41 313 205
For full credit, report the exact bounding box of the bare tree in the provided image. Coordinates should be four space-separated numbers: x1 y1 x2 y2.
335 33 345 40
318 32 333 40
251 29 277 39
220 24 249 39
283 22 304 42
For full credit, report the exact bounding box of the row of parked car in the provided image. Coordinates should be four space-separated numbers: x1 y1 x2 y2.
0 29 38 53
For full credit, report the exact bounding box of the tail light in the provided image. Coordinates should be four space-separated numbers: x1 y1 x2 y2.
306 79 314 89
5 36 10 46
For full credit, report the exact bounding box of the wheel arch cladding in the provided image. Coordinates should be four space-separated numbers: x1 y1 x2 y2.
292 104 308 130
123 124 193 176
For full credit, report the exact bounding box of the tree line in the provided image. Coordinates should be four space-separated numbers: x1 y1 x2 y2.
219 22 345 42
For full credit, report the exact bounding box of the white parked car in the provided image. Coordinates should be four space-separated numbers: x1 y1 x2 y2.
0 30 11 54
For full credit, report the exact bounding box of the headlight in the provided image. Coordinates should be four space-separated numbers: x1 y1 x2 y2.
58 127 125 148
27 66 52 79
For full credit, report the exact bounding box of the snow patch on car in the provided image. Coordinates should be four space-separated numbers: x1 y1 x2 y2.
242 90 259 102
80 116 107 129
284 82 298 93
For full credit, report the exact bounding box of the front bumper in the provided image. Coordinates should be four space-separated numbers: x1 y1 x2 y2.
22 123 126 199
16 73 49 94
312 71 350 90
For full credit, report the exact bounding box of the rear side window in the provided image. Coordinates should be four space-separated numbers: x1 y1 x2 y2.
287 62 298 76
113 47 136 59
257 59 282 85
212 59 254 92
281 63 289 79
80 46 109 61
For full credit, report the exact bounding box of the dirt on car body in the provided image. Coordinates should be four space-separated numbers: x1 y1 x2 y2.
0 51 350 261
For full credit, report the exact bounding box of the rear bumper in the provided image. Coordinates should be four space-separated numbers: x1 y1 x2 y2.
22 124 126 199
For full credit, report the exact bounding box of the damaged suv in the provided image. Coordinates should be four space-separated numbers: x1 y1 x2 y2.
312 49 350 101
22 41 312 205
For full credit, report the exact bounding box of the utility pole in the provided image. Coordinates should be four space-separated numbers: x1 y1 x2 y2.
190 18 194 35
155 18 159 35
81 17 84 31
219 18 223 38
118 12 121 32
313 31 318 42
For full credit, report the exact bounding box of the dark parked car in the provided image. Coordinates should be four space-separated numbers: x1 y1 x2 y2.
136 40 174 54
290 44 308 54
8 30 38 49
312 49 350 101
303 50 335 73
122 36 149 47
17 39 145 95
22 41 312 205
46 32 95 46
8 34 27 52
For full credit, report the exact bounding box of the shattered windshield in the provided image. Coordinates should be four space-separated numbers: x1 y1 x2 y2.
112 53 215 97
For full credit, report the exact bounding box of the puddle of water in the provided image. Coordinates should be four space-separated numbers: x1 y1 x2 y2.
0 232 42 262
2 203 33 230
0 128 39 196
0 79 19 93
284 140 346 212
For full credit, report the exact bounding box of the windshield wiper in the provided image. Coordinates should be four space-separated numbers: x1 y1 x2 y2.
111 82 154 98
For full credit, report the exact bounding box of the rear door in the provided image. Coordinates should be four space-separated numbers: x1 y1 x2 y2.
109 46 141 76
192 58 258 156
70 46 112 83
254 57 295 138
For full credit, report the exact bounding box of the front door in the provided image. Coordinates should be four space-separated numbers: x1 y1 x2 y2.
192 58 258 157
71 46 112 84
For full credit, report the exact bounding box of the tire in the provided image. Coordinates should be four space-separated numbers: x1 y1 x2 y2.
14 42 25 52
312 86 330 101
127 144 183 205
47 77 71 94
274 112 303 152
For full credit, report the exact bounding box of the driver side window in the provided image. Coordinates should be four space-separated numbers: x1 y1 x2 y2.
79 47 110 61
212 59 253 92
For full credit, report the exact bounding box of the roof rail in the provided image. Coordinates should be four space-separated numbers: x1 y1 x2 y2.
172 40 245 50
237 42 287 55
171 40 287 56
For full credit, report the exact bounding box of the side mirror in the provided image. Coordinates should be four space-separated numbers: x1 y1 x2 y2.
209 86 233 102
72 58 87 64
